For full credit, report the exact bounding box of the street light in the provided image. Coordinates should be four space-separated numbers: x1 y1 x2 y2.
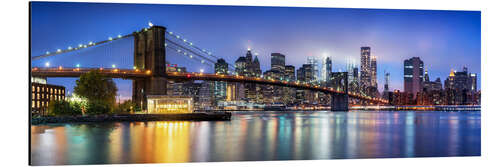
45 62 50 67
112 64 116 68
200 69 204 73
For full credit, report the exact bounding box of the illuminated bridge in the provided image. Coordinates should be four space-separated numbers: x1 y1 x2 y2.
31 24 388 111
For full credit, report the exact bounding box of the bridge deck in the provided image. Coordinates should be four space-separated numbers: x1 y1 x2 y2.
31 67 388 104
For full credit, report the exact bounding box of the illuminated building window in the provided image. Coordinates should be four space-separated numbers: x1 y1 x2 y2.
32 93 35 98
37 87 39 92
32 101 35 108
37 101 39 108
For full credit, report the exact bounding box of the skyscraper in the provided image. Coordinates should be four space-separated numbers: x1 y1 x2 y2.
306 57 320 83
404 57 424 97
321 56 332 82
360 47 371 87
214 58 228 104
271 53 286 73
370 55 377 88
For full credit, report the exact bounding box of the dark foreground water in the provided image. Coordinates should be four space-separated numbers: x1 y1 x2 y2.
30 111 481 165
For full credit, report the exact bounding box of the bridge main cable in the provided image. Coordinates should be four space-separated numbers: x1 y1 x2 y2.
32 33 134 60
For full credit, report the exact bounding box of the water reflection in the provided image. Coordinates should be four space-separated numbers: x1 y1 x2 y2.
31 111 481 165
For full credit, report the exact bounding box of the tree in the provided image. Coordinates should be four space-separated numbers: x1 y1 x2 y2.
47 100 81 116
74 70 117 114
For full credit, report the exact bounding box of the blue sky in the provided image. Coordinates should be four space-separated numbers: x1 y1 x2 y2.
30 2 481 99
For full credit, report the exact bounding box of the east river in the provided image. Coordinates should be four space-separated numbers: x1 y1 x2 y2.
30 111 481 165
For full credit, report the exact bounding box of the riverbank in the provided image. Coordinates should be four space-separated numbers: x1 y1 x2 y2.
31 112 231 125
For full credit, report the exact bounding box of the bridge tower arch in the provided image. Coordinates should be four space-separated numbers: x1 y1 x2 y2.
132 26 168 110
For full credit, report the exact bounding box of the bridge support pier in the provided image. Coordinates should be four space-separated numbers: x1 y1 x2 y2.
330 72 348 111
331 93 349 111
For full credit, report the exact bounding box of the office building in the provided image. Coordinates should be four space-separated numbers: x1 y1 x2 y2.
404 57 424 97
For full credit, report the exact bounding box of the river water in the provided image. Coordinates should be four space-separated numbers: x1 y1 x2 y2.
30 111 481 165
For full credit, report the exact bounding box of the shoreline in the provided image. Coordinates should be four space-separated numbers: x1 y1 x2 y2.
31 112 232 125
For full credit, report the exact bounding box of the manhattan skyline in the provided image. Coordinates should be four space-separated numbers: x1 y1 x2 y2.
30 2 481 99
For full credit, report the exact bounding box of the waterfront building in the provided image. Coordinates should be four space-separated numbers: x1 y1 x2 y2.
146 95 193 113
444 67 478 105
403 57 424 98
31 81 66 116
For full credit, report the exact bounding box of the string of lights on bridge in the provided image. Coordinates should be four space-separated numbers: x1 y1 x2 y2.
34 21 235 73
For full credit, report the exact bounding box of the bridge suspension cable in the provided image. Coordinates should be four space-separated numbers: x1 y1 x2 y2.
165 31 235 70
32 33 134 60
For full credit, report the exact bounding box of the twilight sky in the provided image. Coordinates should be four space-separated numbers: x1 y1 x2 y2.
30 2 481 99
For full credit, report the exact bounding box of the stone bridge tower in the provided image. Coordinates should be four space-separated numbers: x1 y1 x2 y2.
132 26 167 110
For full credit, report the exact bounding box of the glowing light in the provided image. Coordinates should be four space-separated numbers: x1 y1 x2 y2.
169 31 173 35
189 55 193 58
189 42 193 45
176 35 180 39
201 60 205 64
112 64 116 68
68 46 72 50
117 35 122 38
76 64 80 68
83 45 87 48
45 51 50 55
56 49 62 52
133 66 136 70
78 44 83 47
177 49 181 53
89 41 93 45
164 43 167 46
183 39 187 42
108 37 113 40
200 69 204 73
148 21 153 27
45 62 50 67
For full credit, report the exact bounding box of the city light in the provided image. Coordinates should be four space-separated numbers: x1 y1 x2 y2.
45 62 50 67
108 37 113 41
148 21 154 27
200 69 204 73
56 49 61 53
112 64 116 68
76 64 80 68
117 34 122 38
45 51 50 55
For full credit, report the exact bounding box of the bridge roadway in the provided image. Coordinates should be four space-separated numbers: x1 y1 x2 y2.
31 67 388 104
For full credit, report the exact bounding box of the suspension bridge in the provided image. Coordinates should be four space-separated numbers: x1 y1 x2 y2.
31 24 388 111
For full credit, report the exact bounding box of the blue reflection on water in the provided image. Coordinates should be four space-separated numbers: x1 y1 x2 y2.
30 111 481 165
